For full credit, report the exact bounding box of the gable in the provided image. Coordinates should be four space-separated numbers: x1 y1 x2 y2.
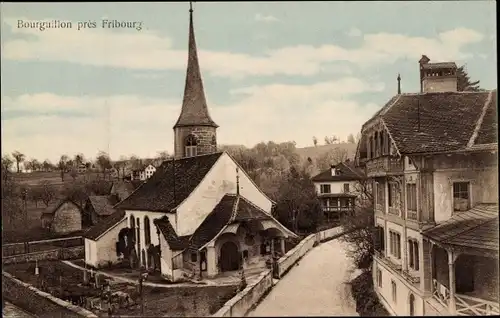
175 152 274 236
362 91 496 155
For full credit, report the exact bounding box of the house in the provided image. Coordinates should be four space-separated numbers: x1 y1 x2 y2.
131 164 156 181
311 160 366 222
83 195 120 226
355 55 498 316
83 6 297 280
110 180 140 202
40 199 83 234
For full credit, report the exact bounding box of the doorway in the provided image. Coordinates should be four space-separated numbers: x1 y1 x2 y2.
220 241 240 272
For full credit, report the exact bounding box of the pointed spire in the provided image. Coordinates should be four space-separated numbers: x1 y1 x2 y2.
397 73 401 95
174 2 218 129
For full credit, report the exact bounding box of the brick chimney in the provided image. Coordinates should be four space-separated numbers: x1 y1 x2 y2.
419 55 458 93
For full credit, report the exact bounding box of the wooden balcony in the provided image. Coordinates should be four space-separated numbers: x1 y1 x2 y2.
322 206 354 213
432 279 499 316
365 156 404 177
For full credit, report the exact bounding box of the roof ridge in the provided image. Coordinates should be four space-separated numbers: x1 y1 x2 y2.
380 94 402 116
229 195 240 223
467 90 494 148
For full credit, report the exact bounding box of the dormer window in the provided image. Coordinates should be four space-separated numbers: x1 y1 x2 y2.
185 134 198 157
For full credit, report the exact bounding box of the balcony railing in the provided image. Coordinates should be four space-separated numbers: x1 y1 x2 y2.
366 156 404 177
432 279 499 316
322 206 354 212
401 269 420 284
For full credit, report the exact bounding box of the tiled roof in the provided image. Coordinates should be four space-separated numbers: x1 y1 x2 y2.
233 196 272 222
42 199 82 216
311 161 365 182
111 181 136 201
88 195 119 216
474 91 497 145
115 152 223 212
83 210 126 241
153 216 190 250
173 10 218 128
422 204 499 251
365 91 497 154
188 194 237 250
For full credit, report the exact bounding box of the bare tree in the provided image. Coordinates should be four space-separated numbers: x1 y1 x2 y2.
96 151 112 179
12 151 25 173
2 155 14 180
347 133 356 144
38 180 57 207
316 147 349 171
312 136 318 147
58 155 69 181
324 136 338 145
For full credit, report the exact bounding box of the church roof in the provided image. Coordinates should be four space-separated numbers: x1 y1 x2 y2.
362 90 497 154
188 194 273 250
83 209 126 241
154 216 190 250
115 152 223 212
173 8 218 128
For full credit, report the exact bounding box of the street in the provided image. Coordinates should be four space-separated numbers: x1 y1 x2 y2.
248 238 359 317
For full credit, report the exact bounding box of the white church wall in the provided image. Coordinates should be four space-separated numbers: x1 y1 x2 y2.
176 153 273 237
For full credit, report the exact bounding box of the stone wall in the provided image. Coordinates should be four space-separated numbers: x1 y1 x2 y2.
2 272 97 318
3 246 84 265
174 126 217 158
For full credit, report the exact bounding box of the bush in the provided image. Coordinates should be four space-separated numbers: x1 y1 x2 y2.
350 270 389 317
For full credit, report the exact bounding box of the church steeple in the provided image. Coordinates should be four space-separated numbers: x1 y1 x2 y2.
173 2 219 159
173 2 218 129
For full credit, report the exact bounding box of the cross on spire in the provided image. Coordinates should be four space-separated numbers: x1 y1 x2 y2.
189 1 193 13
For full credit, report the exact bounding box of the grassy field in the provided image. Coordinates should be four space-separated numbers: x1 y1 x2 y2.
4 260 238 317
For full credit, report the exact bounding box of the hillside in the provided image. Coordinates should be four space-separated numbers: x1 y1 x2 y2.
296 143 358 162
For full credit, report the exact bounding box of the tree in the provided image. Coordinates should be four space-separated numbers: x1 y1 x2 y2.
274 166 322 234
58 155 69 182
38 180 57 207
340 176 375 270
42 159 53 172
312 136 318 147
316 147 349 171
2 174 23 231
347 134 356 144
324 136 338 145
457 65 482 92
96 151 112 179
74 153 85 166
70 169 78 181
12 151 25 173
2 155 14 181
62 181 89 209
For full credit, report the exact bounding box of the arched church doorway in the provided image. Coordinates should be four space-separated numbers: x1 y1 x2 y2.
220 241 240 272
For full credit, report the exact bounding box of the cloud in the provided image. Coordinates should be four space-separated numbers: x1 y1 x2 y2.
347 28 362 37
1 77 384 162
2 17 485 78
254 13 280 23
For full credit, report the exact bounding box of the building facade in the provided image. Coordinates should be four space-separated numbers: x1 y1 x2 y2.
311 160 366 222
356 55 498 316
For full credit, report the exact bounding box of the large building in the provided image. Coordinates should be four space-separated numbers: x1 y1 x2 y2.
356 55 498 316
83 5 296 281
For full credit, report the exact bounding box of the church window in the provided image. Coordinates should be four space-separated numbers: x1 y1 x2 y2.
185 134 198 157
211 135 216 145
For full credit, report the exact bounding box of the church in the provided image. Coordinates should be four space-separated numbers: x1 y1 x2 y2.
83 5 297 281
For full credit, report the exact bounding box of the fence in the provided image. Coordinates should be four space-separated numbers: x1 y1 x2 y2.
3 246 84 265
3 236 84 257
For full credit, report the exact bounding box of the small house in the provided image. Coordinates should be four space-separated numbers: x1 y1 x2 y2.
40 199 83 234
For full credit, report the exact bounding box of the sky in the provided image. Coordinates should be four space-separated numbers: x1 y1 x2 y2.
1 1 497 163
